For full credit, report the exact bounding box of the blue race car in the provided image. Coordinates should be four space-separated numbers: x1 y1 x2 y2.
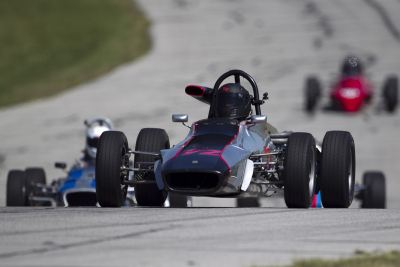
6 116 189 207
5 117 133 207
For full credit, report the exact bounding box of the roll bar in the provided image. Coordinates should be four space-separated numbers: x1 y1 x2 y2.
208 69 262 118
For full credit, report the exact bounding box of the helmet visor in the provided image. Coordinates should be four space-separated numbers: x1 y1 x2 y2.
87 137 99 148
216 91 249 108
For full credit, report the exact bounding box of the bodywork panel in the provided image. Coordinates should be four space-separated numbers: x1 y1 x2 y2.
160 118 276 197
331 75 373 112
58 163 97 206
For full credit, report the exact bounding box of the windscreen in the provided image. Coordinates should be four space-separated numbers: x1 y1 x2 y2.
183 134 233 151
87 137 99 148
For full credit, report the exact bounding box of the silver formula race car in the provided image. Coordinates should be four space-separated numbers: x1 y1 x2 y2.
95 70 357 209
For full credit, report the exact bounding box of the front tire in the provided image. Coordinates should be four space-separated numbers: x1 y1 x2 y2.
361 172 386 209
96 131 129 207
6 170 26 206
284 132 316 208
320 131 355 208
134 128 169 206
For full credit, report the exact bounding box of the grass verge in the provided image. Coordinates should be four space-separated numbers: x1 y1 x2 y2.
255 250 400 267
0 0 150 108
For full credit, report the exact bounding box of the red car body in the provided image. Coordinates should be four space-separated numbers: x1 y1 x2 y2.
330 75 373 112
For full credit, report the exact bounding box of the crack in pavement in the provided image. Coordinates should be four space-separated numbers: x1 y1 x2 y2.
0 208 293 237
0 226 175 260
364 0 400 41
304 1 334 37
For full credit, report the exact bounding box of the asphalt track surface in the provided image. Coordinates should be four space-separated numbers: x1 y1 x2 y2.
1 0 400 265
1 207 400 267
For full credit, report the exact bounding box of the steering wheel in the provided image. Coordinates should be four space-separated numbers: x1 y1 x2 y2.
208 69 262 118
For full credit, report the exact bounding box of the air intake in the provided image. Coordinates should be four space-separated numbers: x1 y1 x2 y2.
185 85 205 96
185 85 214 105
166 172 219 190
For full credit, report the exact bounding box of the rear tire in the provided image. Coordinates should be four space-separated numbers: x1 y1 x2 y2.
383 76 398 113
169 194 189 207
6 170 26 206
134 128 169 206
320 131 355 208
305 76 321 112
284 132 316 208
361 172 386 209
96 131 129 207
237 198 260 207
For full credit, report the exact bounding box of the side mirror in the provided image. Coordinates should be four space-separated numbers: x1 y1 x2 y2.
172 114 188 122
55 162 67 169
250 115 267 123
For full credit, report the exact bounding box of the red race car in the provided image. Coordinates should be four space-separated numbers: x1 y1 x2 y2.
305 56 398 113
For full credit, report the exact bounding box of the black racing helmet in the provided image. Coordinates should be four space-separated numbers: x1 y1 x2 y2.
214 83 251 119
342 56 363 76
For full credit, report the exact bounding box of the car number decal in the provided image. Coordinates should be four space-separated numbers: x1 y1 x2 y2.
181 149 221 156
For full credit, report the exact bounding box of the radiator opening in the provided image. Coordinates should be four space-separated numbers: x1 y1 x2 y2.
166 172 219 190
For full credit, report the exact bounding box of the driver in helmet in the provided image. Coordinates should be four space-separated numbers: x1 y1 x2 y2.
342 56 363 76
83 117 114 163
213 83 252 120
